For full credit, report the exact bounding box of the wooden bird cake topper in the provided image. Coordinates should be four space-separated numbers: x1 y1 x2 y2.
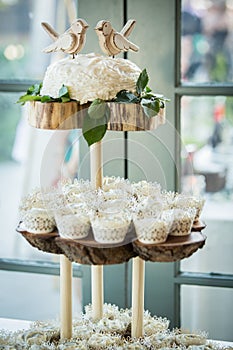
42 18 89 58
95 19 139 57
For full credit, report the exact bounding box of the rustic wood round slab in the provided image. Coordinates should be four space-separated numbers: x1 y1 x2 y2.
17 226 63 255
132 232 206 263
192 220 206 231
55 237 136 265
27 101 165 131
17 222 206 264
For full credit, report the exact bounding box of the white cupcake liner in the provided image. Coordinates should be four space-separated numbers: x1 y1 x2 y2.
91 216 131 244
134 217 171 244
169 208 196 236
161 190 178 210
132 180 161 197
55 213 90 239
97 199 133 220
173 194 205 222
23 208 55 234
100 188 130 201
134 197 163 219
102 176 132 193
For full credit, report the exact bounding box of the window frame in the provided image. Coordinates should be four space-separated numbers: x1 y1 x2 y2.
0 81 83 279
173 0 233 327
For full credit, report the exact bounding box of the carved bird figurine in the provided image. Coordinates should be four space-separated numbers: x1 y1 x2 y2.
95 19 139 57
42 18 89 58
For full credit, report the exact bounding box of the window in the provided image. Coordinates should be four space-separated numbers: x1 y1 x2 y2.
175 0 233 341
0 0 82 320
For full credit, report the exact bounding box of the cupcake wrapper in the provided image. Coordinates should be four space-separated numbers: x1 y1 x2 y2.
92 222 130 244
56 214 90 239
169 208 196 236
23 209 55 234
174 195 205 222
134 218 170 244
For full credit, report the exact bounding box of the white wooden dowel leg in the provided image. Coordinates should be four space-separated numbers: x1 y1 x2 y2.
132 256 145 338
90 141 104 320
60 255 72 339
91 265 104 320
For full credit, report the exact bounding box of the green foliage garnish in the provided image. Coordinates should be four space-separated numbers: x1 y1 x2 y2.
17 83 71 105
115 90 139 103
17 69 169 146
113 68 169 118
58 85 71 103
83 100 110 147
136 68 149 95
88 99 107 120
141 98 161 117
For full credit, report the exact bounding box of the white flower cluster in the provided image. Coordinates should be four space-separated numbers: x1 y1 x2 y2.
0 303 211 350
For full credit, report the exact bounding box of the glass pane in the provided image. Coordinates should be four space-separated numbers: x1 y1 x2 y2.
181 0 233 83
0 270 82 320
0 0 68 80
181 285 233 341
181 95 233 274
0 92 80 260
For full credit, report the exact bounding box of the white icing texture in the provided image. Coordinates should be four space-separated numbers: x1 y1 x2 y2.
40 53 141 104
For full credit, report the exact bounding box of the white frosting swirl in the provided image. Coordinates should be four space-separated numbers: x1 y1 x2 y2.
40 53 141 104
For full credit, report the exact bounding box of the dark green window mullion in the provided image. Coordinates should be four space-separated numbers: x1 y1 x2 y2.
174 271 233 288
175 85 233 97
0 258 83 278
0 81 38 93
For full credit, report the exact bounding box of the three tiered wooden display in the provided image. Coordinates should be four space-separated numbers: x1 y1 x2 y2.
17 17 206 342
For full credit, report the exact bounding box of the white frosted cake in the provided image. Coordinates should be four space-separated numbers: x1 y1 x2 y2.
40 53 141 104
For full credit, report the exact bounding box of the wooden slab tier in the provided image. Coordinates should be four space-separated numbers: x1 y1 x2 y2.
133 232 206 263
18 229 63 255
28 101 165 131
17 223 206 264
55 237 136 265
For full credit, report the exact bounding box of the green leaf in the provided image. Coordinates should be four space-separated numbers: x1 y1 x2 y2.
83 113 108 146
58 85 71 103
61 95 71 103
83 103 110 146
41 95 53 103
141 98 160 118
115 90 139 103
145 86 152 93
16 94 42 105
88 99 106 120
136 69 149 95
59 84 69 98
27 83 42 96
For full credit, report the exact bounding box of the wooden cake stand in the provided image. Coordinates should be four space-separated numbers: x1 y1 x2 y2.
17 223 206 265
19 101 206 339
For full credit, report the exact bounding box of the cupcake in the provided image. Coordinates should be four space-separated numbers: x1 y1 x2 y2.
169 208 196 236
91 215 131 244
55 209 90 239
134 197 162 219
173 194 205 223
23 208 55 233
134 216 171 244
102 176 132 193
132 180 161 198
